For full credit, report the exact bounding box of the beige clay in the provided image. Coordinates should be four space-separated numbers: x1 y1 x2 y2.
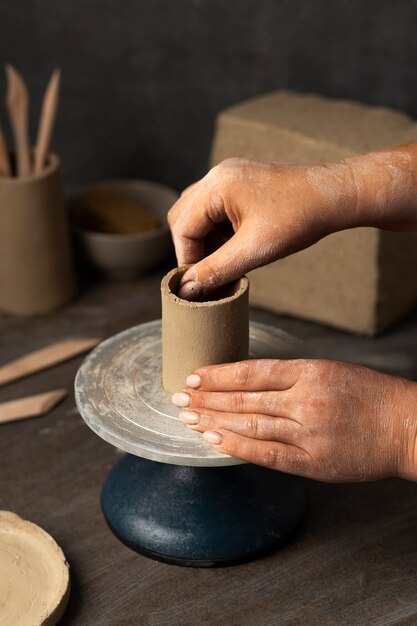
161 267 249 394
0 153 76 315
0 511 70 625
210 90 417 335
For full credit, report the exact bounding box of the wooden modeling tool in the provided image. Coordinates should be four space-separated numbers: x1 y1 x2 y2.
0 511 70 625
5 64 31 177
0 338 101 387
0 388 67 425
0 120 11 175
33 68 60 175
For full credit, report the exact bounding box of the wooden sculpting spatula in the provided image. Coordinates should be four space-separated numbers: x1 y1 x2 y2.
0 121 11 175
0 338 101 387
33 68 61 175
5 64 31 177
0 388 68 424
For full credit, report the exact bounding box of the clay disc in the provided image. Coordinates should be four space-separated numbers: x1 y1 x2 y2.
0 511 70 626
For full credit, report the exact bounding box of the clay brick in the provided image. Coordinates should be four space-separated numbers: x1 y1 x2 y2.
210 91 417 335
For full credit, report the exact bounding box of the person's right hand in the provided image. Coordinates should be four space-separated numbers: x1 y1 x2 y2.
168 157 355 300
173 358 417 483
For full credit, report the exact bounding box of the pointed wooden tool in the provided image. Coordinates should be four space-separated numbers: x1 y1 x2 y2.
5 64 31 177
0 121 11 175
0 338 101 387
0 388 68 424
33 68 61 175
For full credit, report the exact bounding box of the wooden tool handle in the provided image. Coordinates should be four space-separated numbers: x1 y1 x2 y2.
0 122 11 175
33 68 61 175
5 64 31 177
0 388 68 424
0 338 101 387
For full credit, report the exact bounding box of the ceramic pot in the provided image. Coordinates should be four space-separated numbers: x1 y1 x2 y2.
0 153 76 315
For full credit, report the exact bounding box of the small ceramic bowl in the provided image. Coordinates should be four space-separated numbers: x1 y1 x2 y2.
69 180 179 281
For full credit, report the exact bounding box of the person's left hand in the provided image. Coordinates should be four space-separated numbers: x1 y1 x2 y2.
171 359 417 482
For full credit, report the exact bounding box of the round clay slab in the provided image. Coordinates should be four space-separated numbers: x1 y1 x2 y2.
0 511 70 626
75 319 314 467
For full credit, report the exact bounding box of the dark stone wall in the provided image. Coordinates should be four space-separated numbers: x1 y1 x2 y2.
0 0 416 190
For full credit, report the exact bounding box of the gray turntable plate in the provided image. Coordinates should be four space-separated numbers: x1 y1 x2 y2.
75 319 313 467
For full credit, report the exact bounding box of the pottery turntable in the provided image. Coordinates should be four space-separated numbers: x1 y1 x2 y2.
75 269 312 566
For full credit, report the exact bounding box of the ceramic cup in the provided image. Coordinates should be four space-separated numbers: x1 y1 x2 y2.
0 153 76 316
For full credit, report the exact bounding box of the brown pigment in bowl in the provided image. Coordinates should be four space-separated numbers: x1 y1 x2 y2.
74 186 161 234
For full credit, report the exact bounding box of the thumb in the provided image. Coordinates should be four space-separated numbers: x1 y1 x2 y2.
178 228 256 300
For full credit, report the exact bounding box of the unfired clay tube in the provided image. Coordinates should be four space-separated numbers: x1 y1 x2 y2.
161 267 249 394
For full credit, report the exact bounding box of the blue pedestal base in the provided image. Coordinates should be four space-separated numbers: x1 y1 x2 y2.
101 455 307 567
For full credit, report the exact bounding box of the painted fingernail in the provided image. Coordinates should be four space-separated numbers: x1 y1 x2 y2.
203 431 223 445
186 374 201 388
178 281 203 300
171 392 190 407
179 411 200 424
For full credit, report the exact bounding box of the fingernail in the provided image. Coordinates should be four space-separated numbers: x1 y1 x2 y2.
172 392 190 407
178 281 203 300
186 374 201 388
203 431 223 445
179 411 200 424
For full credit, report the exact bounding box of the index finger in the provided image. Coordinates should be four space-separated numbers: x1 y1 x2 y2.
187 359 302 391
168 184 229 266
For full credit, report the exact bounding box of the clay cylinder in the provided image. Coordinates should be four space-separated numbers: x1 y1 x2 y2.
161 267 249 394
0 153 76 315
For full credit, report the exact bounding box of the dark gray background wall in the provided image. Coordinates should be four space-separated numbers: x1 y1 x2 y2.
0 0 416 191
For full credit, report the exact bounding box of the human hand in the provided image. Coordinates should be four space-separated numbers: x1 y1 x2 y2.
167 157 355 300
172 359 417 482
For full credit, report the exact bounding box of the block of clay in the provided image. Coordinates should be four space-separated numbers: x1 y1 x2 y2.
161 267 249 394
0 511 70 625
210 90 417 335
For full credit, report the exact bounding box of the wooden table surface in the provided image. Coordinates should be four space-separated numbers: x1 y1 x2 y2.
2 267 417 626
